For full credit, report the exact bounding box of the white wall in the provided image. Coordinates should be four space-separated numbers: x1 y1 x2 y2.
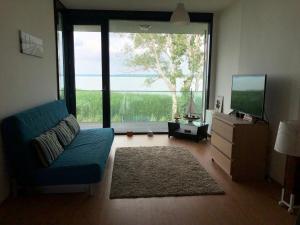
213 1 242 113
0 0 57 203
213 0 300 183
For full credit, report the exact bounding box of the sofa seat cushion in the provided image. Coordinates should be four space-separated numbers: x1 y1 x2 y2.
32 128 114 186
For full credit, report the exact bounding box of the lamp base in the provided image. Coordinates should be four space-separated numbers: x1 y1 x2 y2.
278 188 300 214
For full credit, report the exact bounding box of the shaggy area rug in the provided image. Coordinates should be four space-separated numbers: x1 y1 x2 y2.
110 146 224 199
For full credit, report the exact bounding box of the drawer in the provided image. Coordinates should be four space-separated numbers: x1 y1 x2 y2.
211 146 231 175
211 132 232 158
212 118 234 142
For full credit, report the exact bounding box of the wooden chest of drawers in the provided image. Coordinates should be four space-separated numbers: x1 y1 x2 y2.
210 113 269 181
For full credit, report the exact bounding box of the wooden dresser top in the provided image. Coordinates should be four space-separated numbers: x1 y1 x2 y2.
213 112 257 126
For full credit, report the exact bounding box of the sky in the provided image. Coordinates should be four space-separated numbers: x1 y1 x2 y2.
74 32 151 75
73 31 202 76
68 31 204 92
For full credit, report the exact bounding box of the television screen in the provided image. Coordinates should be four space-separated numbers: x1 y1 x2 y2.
231 74 266 119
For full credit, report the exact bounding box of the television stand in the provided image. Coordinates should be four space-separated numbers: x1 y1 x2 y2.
210 112 269 181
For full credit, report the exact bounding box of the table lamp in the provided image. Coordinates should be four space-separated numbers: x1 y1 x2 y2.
274 120 300 213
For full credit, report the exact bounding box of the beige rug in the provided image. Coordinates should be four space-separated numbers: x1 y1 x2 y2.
110 146 224 199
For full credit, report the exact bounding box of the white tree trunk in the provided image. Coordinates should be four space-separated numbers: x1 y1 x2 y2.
150 40 178 118
172 92 178 118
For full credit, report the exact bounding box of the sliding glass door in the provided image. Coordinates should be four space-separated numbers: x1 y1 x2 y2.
73 25 103 128
109 20 209 133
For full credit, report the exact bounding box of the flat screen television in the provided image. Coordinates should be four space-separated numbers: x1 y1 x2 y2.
231 74 267 119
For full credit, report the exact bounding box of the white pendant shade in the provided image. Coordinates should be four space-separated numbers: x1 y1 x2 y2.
274 120 300 157
170 3 190 25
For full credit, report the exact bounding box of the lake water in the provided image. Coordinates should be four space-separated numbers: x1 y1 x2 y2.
75 74 203 92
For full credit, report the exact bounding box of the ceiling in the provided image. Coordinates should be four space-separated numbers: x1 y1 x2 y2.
109 21 208 34
61 0 235 13
75 21 208 34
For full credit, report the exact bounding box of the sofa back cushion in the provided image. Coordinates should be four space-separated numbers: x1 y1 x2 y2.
1 100 69 184
33 130 64 167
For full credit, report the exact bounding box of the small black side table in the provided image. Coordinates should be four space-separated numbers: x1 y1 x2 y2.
168 121 208 142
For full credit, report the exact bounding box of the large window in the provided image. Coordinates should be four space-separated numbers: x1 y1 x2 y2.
109 21 209 133
56 11 213 133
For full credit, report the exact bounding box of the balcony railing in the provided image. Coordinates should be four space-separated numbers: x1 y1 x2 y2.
76 90 203 133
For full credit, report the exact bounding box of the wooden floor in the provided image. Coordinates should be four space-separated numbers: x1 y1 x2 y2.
0 135 297 225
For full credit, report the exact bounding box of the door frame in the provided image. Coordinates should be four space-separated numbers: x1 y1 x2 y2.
61 9 214 129
62 19 110 127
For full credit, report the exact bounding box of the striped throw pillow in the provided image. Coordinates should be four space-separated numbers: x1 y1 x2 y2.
53 120 75 146
33 130 64 167
64 114 80 135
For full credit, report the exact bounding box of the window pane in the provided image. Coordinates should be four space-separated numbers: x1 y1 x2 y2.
73 25 103 128
109 21 208 133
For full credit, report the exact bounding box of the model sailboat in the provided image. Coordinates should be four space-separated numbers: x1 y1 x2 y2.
184 91 201 123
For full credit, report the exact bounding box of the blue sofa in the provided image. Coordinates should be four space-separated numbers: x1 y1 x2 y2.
1 100 114 190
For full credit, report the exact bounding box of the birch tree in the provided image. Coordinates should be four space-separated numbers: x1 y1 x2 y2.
125 33 205 117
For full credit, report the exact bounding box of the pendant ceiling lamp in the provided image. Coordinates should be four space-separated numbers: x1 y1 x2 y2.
170 3 190 25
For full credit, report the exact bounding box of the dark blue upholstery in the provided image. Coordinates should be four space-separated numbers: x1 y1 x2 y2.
1 100 114 186
33 128 114 185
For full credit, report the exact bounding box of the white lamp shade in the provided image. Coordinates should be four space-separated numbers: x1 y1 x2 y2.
170 3 190 25
274 121 300 157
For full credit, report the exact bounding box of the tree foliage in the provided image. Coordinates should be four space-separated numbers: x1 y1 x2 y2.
124 32 205 116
